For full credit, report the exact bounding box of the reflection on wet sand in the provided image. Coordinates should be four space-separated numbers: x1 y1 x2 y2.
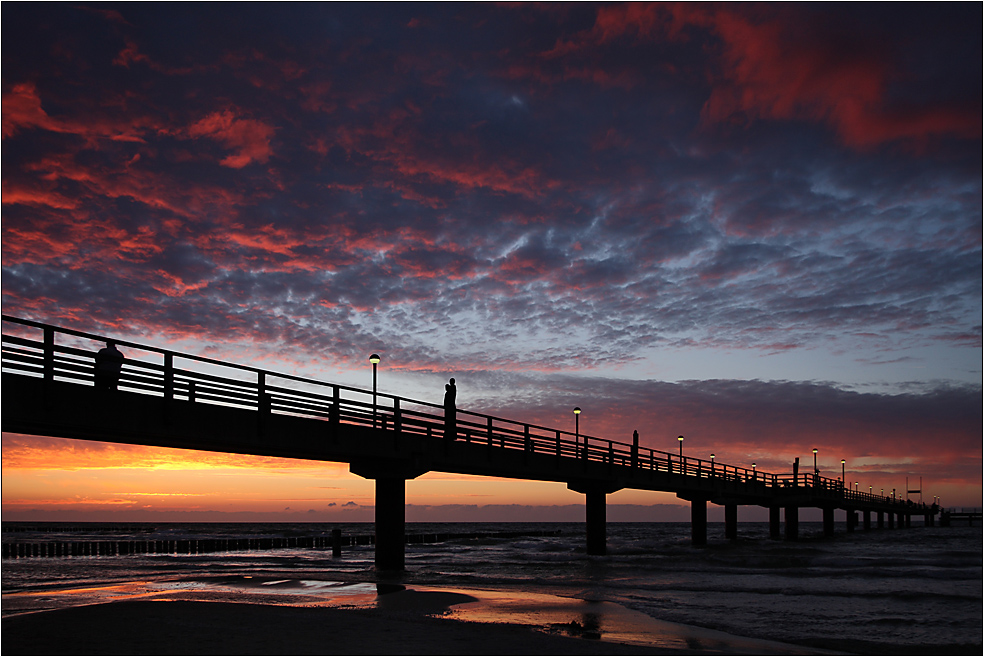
2 576 827 654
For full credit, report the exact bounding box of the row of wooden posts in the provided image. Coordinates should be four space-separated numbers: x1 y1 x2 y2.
1 528 562 560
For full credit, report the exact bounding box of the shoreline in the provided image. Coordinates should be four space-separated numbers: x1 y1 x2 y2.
1 579 833 655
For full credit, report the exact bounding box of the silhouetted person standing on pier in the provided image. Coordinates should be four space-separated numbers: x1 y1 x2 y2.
444 377 456 440
94 341 124 390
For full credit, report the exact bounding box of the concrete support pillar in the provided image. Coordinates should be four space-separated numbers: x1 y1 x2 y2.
846 509 856 532
877 511 884 529
585 489 607 556
570 481 621 556
863 510 871 530
691 499 708 546
822 507 835 537
769 506 781 540
350 461 426 572
724 503 738 540
905 514 911 528
784 506 798 541
888 512 895 529
374 477 406 571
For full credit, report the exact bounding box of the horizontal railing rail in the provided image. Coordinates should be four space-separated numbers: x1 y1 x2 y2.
0 315 931 512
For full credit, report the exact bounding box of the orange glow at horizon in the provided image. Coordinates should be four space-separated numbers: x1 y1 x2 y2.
3 435 664 517
3 433 977 520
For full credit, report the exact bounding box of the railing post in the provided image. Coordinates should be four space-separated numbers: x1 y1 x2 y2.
43 327 54 382
524 425 531 452
394 398 402 435
43 326 54 406
555 430 561 458
331 385 340 427
164 353 174 400
257 371 267 437
188 381 196 403
608 441 614 464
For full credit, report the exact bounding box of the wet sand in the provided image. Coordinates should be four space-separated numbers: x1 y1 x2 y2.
1 582 832 655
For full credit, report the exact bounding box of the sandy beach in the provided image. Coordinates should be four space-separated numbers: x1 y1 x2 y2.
1 583 830 655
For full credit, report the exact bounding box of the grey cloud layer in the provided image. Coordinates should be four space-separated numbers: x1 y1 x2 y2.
2 4 980 378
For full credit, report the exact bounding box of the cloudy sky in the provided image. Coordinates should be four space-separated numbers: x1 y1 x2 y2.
2 3 980 520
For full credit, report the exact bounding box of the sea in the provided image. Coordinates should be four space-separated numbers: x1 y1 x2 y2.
2 521 981 654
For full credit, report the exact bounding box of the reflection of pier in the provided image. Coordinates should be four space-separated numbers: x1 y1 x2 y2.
1 316 938 570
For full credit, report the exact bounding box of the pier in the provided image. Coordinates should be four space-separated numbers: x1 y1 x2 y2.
1 316 938 570
940 508 982 527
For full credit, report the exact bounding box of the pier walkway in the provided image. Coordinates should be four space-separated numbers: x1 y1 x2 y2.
1 316 937 569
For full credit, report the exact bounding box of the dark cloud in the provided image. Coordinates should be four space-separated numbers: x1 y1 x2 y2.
1 4 980 491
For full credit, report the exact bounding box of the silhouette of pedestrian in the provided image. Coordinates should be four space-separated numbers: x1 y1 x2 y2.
444 377 456 440
94 341 124 390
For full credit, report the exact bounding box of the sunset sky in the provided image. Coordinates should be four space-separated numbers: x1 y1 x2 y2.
2 3 981 521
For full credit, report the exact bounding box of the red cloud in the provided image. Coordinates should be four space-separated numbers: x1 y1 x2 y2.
2 83 62 138
539 3 980 148
1 180 80 210
182 110 276 168
689 7 981 147
677 5 980 148
2 82 153 144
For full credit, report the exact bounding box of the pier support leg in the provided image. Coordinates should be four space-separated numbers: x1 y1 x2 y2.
877 511 884 529
350 461 428 572
784 506 798 541
375 477 406 571
769 506 781 540
585 489 607 556
863 510 871 530
725 503 738 540
905 514 911 529
691 499 708 546
846 509 856 532
822 507 835 537
569 481 621 556
888 512 895 529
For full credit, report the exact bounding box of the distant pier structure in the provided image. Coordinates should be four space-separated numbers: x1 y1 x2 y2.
1 316 938 570
939 508 982 526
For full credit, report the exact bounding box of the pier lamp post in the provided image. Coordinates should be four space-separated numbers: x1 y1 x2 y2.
573 407 581 457
869 485 872 496
855 482 859 492
710 453 715 476
841 459 846 486
678 435 684 457
752 462 756 478
369 353 380 428
813 448 818 474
